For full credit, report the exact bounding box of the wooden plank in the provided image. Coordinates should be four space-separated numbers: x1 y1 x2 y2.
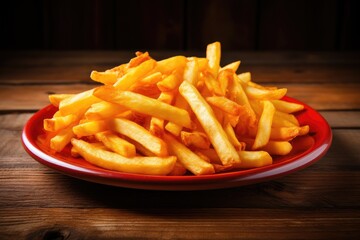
258 0 339 50
320 111 360 128
114 0 184 50
1 208 359 239
1 83 359 111
186 0 258 50
42 0 115 49
1 52 359 84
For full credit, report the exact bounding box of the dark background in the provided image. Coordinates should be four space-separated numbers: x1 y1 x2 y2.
1 0 359 51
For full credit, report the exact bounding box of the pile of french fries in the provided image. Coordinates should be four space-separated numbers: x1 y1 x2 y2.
40 42 309 176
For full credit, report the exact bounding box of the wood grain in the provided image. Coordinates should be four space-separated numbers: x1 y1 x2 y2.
1 208 359 240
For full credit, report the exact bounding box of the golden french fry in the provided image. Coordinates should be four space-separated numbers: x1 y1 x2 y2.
229 74 257 126
248 126 300 141
299 125 310 136
262 141 293 156
157 71 182 92
153 56 187 74
206 41 221 78
223 122 242 150
270 99 305 113
71 138 176 175
252 101 275 150
129 72 162 91
72 120 108 138
59 89 100 116
128 51 151 68
48 94 74 107
274 110 299 126
202 70 224 96
71 142 108 158
50 124 75 152
90 71 118 85
149 91 175 137
206 96 242 116
237 72 251 84
113 59 156 90
183 58 200 86
163 133 215 175
195 57 208 71
245 85 287 100
44 114 77 132
217 69 233 96
180 131 211 149
95 131 136 158
179 80 240 166
237 151 272 168
85 101 127 121
110 118 168 157
94 86 192 129
220 61 240 73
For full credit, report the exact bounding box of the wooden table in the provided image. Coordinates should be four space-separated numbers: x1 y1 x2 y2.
1 51 359 239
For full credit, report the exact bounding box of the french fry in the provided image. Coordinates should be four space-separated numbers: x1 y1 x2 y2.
237 151 272 168
149 91 175 137
72 120 108 138
44 114 77 132
59 89 100 116
245 85 287 100
71 138 176 175
206 96 242 116
179 80 240 166
157 71 182 92
85 101 127 121
202 70 224 96
153 56 187 74
206 41 221 78
252 101 275 150
113 59 156 90
217 69 233 96
128 51 151 68
129 72 162 91
237 72 251 84
95 131 136 158
180 131 211 149
50 124 75 152
90 71 118 85
262 141 293 156
48 94 74 107
163 133 215 175
71 142 108 158
271 99 304 113
223 121 243 150
229 73 257 126
183 58 199 86
94 86 192 129
220 61 241 73
110 118 168 157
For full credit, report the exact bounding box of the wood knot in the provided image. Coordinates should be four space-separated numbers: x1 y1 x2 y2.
26 226 83 240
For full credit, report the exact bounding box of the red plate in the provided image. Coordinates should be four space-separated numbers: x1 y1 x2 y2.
22 96 332 190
